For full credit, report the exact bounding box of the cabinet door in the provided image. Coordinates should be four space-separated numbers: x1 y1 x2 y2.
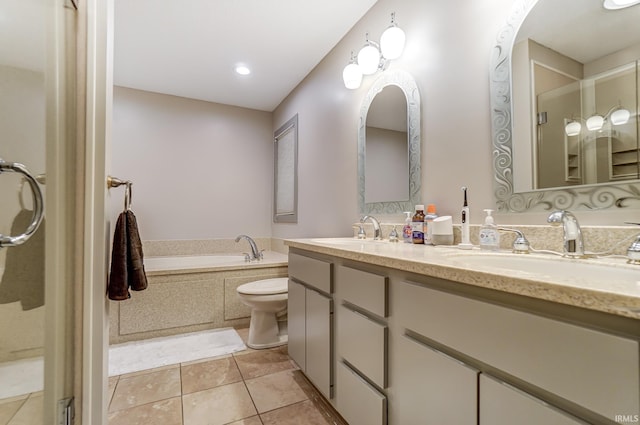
287 279 306 370
480 375 588 425
390 334 478 425
337 362 387 425
306 288 333 399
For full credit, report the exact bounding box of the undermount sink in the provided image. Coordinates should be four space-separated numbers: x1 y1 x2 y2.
446 252 640 284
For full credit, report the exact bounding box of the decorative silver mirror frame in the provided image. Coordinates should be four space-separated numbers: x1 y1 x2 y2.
274 114 298 223
358 69 421 214
490 0 640 212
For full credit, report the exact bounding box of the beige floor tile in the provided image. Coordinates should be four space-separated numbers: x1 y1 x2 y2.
182 382 257 425
245 370 308 414
108 396 182 425
233 345 295 380
7 393 42 425
0 397 26 425
260 400 332 425
181 356 242 394
108 376 119 405
226 416 262 425
110 368 181 412
118 363 179 379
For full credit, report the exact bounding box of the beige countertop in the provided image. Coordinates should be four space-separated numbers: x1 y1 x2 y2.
285 238 640 320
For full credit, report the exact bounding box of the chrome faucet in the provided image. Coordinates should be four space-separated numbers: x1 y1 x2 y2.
498 227 530 254
547 210 584 257
235 234 263 261
360 215 382 240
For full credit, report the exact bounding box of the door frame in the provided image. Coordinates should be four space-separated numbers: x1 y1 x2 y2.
79 0 113 423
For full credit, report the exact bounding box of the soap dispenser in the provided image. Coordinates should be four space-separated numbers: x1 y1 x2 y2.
479 209 500 250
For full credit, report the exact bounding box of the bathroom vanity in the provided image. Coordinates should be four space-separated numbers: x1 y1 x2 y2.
285 238 640 425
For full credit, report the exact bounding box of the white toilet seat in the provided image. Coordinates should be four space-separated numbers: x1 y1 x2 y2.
237 278 287 295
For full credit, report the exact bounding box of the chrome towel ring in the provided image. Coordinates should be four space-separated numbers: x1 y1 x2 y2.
0 158 44 248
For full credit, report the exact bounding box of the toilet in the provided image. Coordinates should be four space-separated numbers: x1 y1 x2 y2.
236 278 288 349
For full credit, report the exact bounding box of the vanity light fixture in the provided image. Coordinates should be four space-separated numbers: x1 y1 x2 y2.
603 0 640 10
342 12 405 89
564 105 631 135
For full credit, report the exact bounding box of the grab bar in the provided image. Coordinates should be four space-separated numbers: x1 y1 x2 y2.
0 159 45 248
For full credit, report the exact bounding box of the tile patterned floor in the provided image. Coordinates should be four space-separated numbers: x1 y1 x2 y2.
107 327 347 425
0 327 346 425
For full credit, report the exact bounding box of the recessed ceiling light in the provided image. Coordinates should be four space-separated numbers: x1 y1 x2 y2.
603 0 640 10
235 65 251 76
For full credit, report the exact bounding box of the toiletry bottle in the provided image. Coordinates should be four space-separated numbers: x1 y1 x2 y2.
424 204 438 245
402 212 412 243
479 209 500 251
412 205 425 244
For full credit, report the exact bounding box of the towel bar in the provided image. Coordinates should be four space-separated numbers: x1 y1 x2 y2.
107 175 133 211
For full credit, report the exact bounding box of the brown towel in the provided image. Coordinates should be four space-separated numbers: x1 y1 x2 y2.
126 210 147 291
0 209 45 310
108 210 147 300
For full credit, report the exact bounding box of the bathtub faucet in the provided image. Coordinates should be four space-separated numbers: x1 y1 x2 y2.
235 234 263 261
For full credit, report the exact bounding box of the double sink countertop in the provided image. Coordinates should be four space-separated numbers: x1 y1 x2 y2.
285 238 640 320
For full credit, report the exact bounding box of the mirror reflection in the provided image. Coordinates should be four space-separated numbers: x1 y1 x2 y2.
490 0 640 212
365 85 409 203
512 0 640 192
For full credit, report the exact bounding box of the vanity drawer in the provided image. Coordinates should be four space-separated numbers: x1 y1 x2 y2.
288 252 332 294
394 280 640 420
336 361 387 425
337 265 387 317
338 305 387 388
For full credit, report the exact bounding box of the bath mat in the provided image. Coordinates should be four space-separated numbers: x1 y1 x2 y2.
108 327 246 376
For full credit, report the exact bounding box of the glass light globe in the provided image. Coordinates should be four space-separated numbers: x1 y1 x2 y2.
603 0 640 9
610 108 630 125
565 121 582 136
380 26 405 60
343 63 362 89
586 115 604 131
357 44 380 75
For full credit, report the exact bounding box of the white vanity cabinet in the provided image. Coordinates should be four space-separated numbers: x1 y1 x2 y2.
287 252 333 399
335 264 389 425
286 243 640 425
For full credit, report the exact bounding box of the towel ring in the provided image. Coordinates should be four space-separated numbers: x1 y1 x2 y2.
0 159 45 248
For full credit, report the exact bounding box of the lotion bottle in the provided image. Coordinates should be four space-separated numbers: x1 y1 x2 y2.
479 209 500 250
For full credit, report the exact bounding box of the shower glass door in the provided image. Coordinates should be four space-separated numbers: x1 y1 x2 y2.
0 0 73 423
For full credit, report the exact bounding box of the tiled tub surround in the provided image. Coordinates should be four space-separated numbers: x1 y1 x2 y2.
109 239 288 345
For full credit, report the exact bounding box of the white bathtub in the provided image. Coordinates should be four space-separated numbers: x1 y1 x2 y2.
143 251 288 274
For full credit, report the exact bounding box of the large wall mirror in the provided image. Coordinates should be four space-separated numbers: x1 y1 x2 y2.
358 69 421 214
490 0 640 212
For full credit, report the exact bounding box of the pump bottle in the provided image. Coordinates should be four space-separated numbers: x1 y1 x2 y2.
479 209 500 250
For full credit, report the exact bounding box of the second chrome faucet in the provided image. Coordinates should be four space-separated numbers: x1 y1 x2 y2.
547 210 585 257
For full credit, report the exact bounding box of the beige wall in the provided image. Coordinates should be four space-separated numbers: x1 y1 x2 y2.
273 0 516 238
111 87 274 241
